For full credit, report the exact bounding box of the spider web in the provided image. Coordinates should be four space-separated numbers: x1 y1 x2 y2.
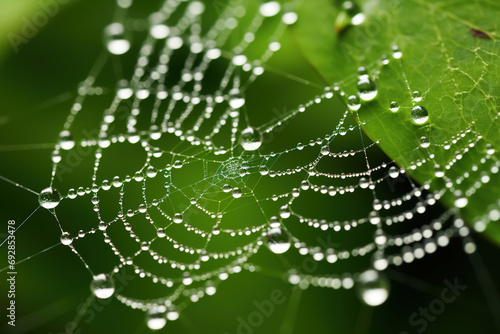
0 0 495 332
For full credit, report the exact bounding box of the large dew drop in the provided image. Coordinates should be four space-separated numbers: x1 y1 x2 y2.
146 306 167 330
356 270 390 306
411 106 429 125
39 187 61 209
347 95 361 111
60 232 73 246
240 127 263 151
228 89 245 109
266 225 291 254
357 76 378 102
105 23 131 55
90 273 115 299
259 1 281 17
173 213 183 224
389 101 400 113
59 130 75 150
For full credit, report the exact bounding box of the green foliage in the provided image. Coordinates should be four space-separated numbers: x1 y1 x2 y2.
293 0 500 244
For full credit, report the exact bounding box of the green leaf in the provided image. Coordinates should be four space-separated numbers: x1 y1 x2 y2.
293 0 500 244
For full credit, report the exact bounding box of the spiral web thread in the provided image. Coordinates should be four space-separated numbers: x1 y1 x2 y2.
2 0 498 330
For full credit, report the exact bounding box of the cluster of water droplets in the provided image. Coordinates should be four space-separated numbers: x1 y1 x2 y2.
27 0 499 331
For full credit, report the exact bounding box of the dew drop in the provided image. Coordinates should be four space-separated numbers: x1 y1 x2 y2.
389 101 400 113
59 130 75 150
434 164 445 178
60 232 73 246
232 187 242 198
266 226 291 254
454 197 468 208
359 177 370 189
347 95 361 111
282 12 298 25
173 213 183 224
279 205 291 219
39 187 61 209
68 188 77 199
392 46 403 59
388 166 399 179
90 273 115 299
146 307 167 330
420 136 430 148
351 12 366 25
357 270 390 306
374 229 386 245
259 1 281 17
240 127 263 151
412 91 422 103
357 76 378 102
166 310 180 321
228 89 245 109
410 106 429 125
146 166 158 178
321 146 330 155
157 228 166 238
150 24 170 39
105 23 130 55
52 150 61 163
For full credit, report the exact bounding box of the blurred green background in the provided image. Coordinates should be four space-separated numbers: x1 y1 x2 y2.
1 0 500 333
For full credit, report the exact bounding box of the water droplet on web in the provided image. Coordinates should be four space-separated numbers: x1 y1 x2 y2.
68 188 77 199
229 89 245 109
98 133 111 148
240 127 263 151
232 187 242 198
373 199 382 211
266 226 291 254
173 213 183 224
166 310 180 321
412 91 422 103
59 130 75 150
392 46 403 59
279 205 291 219
357 76 378 102
348 95 361 111
420 136 430 148
146 166 158 178
389 101 400 113
259 165 269 175
157 228 166 238
105 23 130 55
150 24 170 40
434 164 445 178
187 1 205 16
388 166 399 179
374 229 386 244
351 12 365 25
356 270 389 306
60 232 73 246
410 106 429 125
359 177 369 189
259 1 281 17
90 273 115 299
52 150 61 163
454 197 468 208
282 12 298 25
146 307 167 330
39 187 61 209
